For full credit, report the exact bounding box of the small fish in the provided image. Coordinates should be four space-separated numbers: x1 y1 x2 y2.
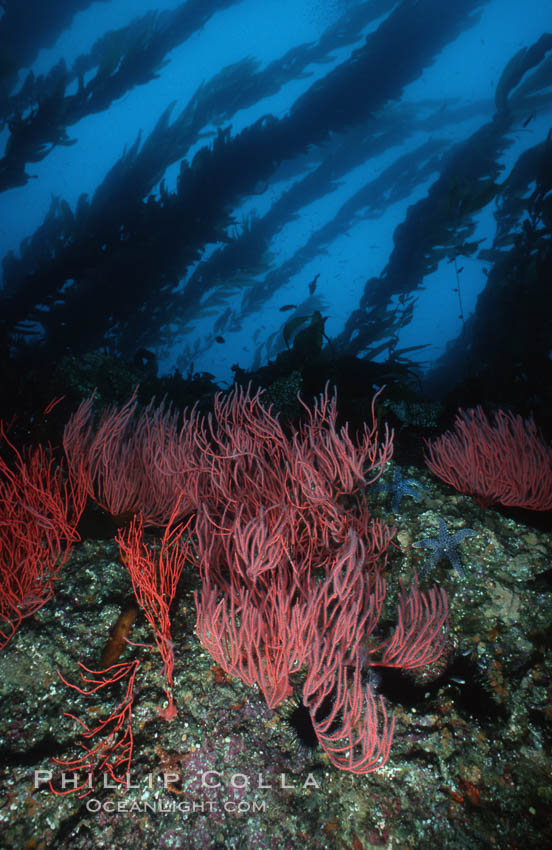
522 112 535 128
457 266 464 273
215 336 225 344
279 304 297 312
308 273 320 295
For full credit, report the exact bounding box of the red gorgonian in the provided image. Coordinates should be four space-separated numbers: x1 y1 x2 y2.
424 406 552 510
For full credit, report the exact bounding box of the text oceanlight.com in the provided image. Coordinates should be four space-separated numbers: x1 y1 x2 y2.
85 798 268 813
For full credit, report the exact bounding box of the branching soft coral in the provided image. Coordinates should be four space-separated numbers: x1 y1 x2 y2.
424 406 552 510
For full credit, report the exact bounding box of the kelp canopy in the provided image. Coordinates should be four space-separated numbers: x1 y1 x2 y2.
0 0 550 407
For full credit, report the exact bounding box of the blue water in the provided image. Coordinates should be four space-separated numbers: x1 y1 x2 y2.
0 0 549 386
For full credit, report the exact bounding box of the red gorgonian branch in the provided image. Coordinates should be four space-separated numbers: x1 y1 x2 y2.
50 659 140 797
424 406 552 510
0 422 86 648
63 391 206 526
116 501 192 721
